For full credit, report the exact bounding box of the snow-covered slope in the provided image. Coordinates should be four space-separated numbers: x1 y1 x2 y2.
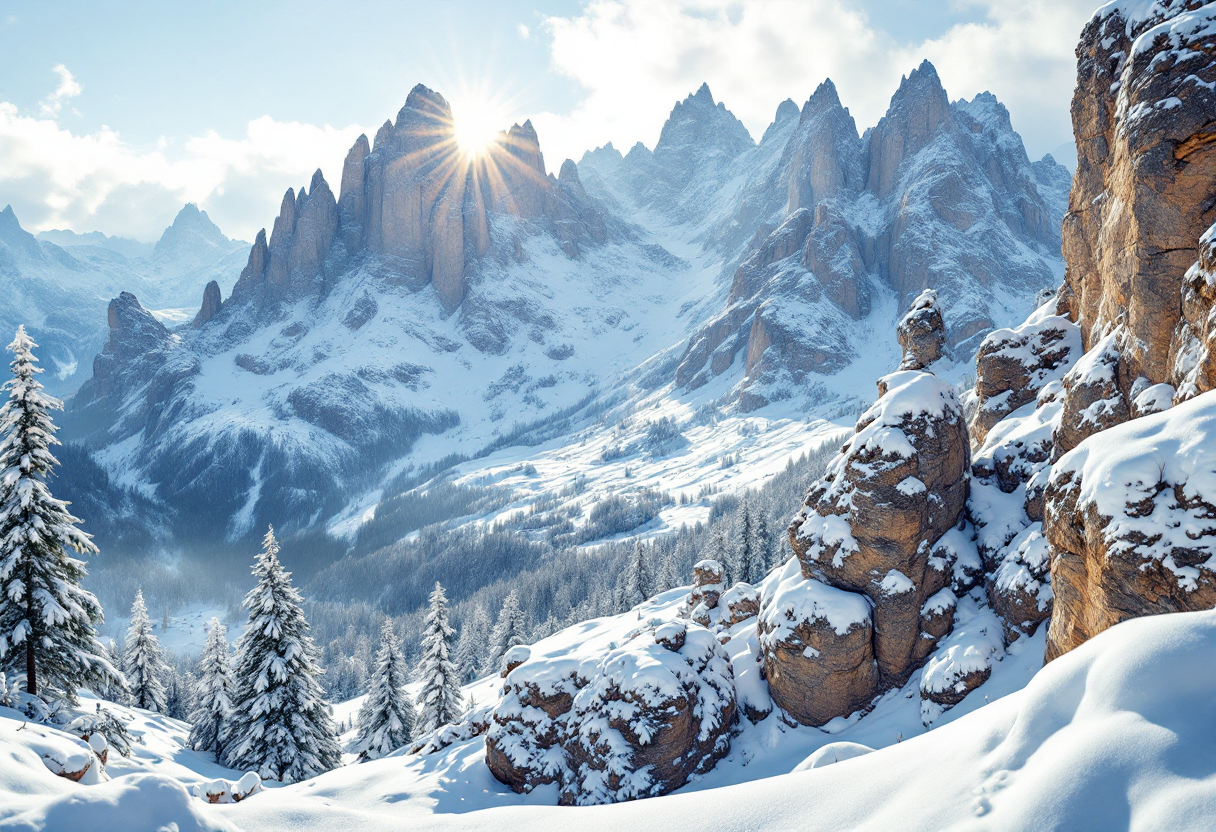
4 600 1216 830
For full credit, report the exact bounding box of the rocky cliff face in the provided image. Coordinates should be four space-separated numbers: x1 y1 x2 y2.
1043 392 1216 661
230 85 609 317
966 0 1216 662
644 63 1068 410
1064 0 1216 388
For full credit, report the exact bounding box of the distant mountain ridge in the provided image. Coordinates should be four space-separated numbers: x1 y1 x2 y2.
581 61 1068 411
0 203 246 394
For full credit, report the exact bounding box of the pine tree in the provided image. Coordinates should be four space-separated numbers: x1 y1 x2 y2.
352 620 415 760
657 545 681 592
94 640 128 703
166 669 190 719
415 583 462 734
454 604 490 683
188 618 235 757
0 327 116 702
489 591 527 673
623 541 653 608
708 525 730 584
733 497 758 585
226 527 340 783
123 589 169 712
755 505 775 572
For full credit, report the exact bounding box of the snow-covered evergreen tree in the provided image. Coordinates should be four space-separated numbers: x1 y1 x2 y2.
623 541 653 608
733 497 759 585
166 669 190 719
754 505 775 572
415 583 462 734
94 640 128 703
352 620 415 760
454 604 491 683
188 618 234 757
490 591 527 672
0 327 116 701
708 525 730 583
123 589 169 712
226 527 341 783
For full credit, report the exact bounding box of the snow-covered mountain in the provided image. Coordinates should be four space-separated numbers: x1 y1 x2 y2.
64 70 1065 555
582 62 1068 410
0 204 246 394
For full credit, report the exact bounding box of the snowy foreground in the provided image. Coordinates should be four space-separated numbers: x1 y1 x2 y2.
3 596 1216 830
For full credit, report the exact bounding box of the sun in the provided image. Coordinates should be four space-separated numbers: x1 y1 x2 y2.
451 96 511 158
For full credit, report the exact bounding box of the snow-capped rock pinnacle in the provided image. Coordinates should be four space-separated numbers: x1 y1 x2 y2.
801 78 843 123
398 83 452 125
867 60 952 197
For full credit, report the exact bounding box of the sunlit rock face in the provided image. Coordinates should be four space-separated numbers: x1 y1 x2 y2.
228 85 608 316
963 0 1216 666
1063 0 1216 386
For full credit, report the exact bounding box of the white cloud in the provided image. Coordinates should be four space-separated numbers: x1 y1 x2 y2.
39 64 81 117
530 0 1093 166
1 82 367 240
518 23 530 39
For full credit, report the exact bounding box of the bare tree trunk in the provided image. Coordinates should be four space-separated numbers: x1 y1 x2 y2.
26 640 36 697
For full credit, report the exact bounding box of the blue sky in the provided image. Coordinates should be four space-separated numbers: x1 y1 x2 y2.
0 0 1096 241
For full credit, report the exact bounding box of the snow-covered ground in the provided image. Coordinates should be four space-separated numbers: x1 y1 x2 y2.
5 601 1216 829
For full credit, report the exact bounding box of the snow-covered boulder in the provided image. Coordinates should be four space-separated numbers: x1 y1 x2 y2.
8 723 108 785
502 645 531 677
919 591 1004 723
720 582 760 625
896 289 945 371
758 561 878 727
485 620 735 805
192 772 262 804
970 310 1080 445
987 525 1053 639
1052 333 1131 460
782 367 970 704
687 559 724 612
1044 389 1216 660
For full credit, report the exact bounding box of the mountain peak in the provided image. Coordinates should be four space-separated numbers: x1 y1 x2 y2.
398 84 452 126
761 99 802 144
154 203 237 262
655 83 753 170
775 98 799 123
889 59 947 111
802 79 843 123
